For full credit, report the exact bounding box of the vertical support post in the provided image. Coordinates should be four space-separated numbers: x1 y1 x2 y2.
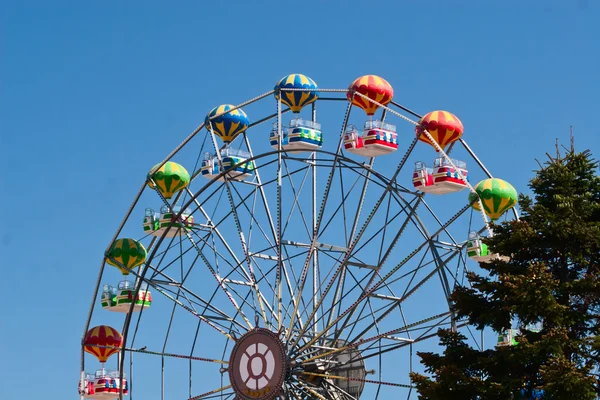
207 121 223 174
481 329 485 350
117 352 123 400
129 352 133 400
161 356 165 400
80 370 85 400
311 102 319 337
276 95 283 331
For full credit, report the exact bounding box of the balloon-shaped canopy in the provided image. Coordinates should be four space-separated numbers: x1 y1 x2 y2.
106 238 147 275
84 325 123 363
416 110 464 152
205 105 249 143
148 161 190 199
347 75 394 116
469 178 518 221
274 74 318 113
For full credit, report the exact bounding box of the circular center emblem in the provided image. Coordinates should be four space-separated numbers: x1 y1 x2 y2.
229 328 286 400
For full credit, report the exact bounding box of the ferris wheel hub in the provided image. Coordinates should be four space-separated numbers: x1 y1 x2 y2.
228 327 287 400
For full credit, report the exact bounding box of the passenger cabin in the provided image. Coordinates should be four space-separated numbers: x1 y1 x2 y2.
466 231 510 263
201 148 255 181
413 157 468 195
79 370 128 399
496 329 519 347
344 121 398 157
143 206 194 238
270 118 323 152
101 281 151 313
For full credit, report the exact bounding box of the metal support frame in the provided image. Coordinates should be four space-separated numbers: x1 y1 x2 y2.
80 85 516 400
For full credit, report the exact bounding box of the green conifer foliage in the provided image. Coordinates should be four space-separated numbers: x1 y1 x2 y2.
410 147 600 399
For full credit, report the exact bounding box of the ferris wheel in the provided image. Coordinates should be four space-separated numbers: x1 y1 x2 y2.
79 73 519 400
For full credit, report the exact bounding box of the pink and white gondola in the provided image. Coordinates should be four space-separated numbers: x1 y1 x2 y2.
344 121 398 157
413 157 468 195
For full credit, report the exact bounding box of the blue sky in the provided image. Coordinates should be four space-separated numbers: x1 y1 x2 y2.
1 1 598 399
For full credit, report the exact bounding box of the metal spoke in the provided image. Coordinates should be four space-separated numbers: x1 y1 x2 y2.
285 101 354 344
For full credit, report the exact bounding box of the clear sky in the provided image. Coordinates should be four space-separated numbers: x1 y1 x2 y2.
1 1 598 399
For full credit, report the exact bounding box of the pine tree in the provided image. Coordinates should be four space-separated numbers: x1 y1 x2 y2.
410 143 600 399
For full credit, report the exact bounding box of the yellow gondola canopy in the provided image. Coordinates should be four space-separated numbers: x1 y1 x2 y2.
148 161 190 199
106 238 147 275
469 178 518 221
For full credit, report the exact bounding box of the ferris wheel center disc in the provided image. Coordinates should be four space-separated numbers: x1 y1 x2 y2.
228 328 287 400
